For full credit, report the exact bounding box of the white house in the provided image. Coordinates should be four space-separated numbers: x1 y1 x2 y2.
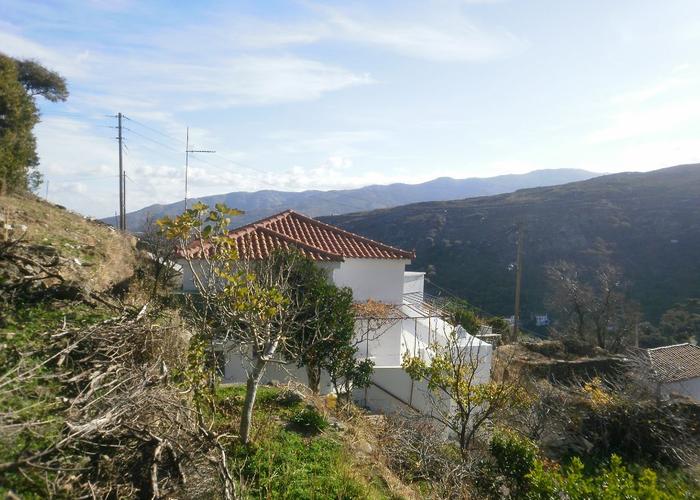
645 343 700 401
180 209 492 415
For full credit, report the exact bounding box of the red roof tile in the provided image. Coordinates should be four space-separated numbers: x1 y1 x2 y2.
646 343 700 382
183 210 414 261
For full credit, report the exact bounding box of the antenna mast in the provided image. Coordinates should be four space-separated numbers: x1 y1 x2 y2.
184 126 215 209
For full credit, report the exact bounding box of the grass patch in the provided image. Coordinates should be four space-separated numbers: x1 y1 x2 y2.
0 300 113 498
212 384 396 499
2 301 110 335
232 429 369 499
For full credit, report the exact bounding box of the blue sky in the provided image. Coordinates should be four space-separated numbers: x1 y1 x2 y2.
3 0 700 217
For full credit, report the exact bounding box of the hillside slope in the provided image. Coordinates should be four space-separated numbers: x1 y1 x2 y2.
109 168 598 231
0 194 416 498
322 164 700 322
1 195 138 294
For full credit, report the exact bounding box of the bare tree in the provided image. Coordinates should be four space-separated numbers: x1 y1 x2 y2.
403 329 525 456
546 261 637 351
139 215 180 297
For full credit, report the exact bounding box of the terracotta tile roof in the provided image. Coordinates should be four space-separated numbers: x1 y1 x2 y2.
183 210 414 261
646 343 700 382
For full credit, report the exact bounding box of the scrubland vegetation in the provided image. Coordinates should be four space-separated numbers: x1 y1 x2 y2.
2 194 699 499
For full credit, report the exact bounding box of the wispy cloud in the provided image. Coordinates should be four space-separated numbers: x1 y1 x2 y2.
0 22 90 78
610 74 697 106
588 66 700 144
316 3 522 62
214 2 524 62
587 98 700 144
1 18 374 113
268 130 387 155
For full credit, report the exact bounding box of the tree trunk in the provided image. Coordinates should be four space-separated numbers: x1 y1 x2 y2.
240 357 266 444
596 327 605 349
459 423 468 457
306 364 321 394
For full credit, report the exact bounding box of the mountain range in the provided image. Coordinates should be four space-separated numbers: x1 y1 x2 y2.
107 168 598 231
321 164 700 323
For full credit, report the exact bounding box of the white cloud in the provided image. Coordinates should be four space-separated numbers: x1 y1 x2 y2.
59 181 88 194
584 137 700 173
2 1 527 218
266 156 434 191
268 129 386 155
146 56 373 108
587 98 700 144
222 2 523 62
0 23 90 78
610 76 696 106
1 20 373 113
588 68 700 145
35 117 115 177
320 5 521 62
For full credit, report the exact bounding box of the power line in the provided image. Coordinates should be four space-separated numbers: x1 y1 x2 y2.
425 277 546 339
121 138 182 163
113 114 697 218
47 106 370 213
117 114 375 212
123 115 184 145
123 127 181 153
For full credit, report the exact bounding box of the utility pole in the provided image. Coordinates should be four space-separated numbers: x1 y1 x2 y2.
44 179 49 200
513 222 524 341
122 170 127 230
117 112 125 230
184 126 215 209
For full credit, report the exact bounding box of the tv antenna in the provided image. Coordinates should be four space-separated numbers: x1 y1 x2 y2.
184 126 215 209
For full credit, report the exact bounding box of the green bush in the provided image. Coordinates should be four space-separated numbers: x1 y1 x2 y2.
290 407 328 433
482 431 696 499
490 429 538 489
526 455 679 500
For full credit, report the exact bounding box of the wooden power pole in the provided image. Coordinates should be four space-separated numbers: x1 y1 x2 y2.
122 170 127 231
513 223 524 341
117 112 125 230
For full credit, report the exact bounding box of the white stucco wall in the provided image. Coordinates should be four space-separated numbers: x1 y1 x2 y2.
403 272 425 298
218 345 336 393
218 317 493 419
325 258 409 303
180 259 196 292
183 257 408 304
355 319 403 367
353 367 452 416
660 377 700 401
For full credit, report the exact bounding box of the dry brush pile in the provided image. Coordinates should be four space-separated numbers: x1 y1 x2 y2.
1 307 241 498
1 234 236 498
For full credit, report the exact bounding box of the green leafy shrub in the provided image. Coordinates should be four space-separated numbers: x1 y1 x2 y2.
490 429 538 489
526 455 679 500
290 407 328 433
478 430 696 499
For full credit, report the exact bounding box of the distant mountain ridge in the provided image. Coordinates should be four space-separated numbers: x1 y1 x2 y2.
321 164 700 323
107 168 599 231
